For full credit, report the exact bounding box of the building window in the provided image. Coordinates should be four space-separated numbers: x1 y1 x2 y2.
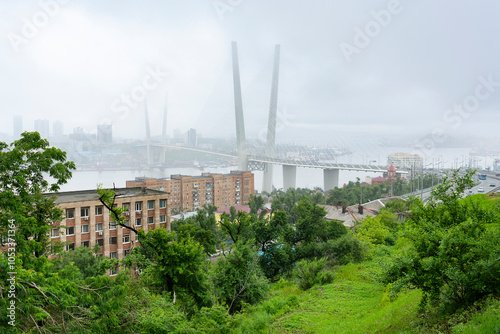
66 226 74 236
147 201 154 210
66 243 75 251
135 202 142 212
135 234 139 242
81 224 89 234
123 235 130 244
109 221 117 230
160 199 167 208
135 218 142 226
109 236 117 245
110 266 118 276
50 228 59 238
122 204 130 213
97 238 104 247
124 249 130 257
159 215 166 223
110 252 117 259
66 209 74 219
96 223 103 232
147 216 154 224
81 207 90 218
81 241 90 248
124 220 130 227
95 206 103 216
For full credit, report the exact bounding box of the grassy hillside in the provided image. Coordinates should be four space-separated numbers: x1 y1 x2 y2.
269 262 421 333
232 256 500 333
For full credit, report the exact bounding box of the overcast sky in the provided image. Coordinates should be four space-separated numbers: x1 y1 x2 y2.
1 0 500 147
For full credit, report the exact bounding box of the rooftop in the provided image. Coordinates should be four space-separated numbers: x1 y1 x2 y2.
171 211 198 221
215 205 269 215
319 197 401 228
46 187 168 204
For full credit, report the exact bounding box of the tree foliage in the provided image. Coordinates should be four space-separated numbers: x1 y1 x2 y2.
0 132 75 270
137 228 209 307
210 240 269 314
382 169 500 312
171 208 220 256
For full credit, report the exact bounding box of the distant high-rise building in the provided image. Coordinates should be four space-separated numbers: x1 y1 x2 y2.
53 121 63 138
13 116 22 139
34 119 50 139
97 124 112 144
187 128 197 147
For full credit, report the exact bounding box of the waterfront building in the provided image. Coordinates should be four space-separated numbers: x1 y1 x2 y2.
126 171 254 213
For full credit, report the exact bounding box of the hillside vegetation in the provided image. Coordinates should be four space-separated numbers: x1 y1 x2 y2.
1 134 499 333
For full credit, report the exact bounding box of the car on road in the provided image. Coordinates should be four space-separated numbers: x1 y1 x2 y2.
478 187 484 192
490 183 496 187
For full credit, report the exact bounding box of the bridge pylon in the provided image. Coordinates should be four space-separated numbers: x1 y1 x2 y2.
231 41 248 171
262 44 281 193
144 100 152 166
160 93 168 164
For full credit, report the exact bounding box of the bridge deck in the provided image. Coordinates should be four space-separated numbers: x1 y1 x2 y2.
146 144 408 173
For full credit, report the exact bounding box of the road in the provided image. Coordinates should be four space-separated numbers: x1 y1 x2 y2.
402 173 500 202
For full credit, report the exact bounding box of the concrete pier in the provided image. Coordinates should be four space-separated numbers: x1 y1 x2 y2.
323 168 339 192
283 165 297 190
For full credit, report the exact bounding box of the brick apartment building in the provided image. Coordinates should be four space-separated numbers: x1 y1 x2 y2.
48 187 170 275
126 171 254 212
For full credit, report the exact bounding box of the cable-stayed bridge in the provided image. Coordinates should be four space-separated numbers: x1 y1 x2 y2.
142 42 405 192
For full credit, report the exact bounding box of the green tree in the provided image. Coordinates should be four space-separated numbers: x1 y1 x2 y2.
138 228 209 307
287 199 327 245
253 210 296 279
0 132 75 270
52 245 114 279
248 194 265 216
171 208 220 256
97 186 210 308
382 169 500 312
219 210 254 244
210 240 269 314
253 210 289 252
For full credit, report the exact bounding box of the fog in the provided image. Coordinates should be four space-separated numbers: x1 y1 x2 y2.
1 0 500 153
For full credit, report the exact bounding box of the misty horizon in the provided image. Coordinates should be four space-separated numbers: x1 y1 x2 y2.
2 1 500 155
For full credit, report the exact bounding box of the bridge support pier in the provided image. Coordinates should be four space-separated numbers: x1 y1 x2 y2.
283 165 296 190
262 163 273 193
323 168 339 192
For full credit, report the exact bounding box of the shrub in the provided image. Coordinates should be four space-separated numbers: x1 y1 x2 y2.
292 257 335 290
325 233 364 264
